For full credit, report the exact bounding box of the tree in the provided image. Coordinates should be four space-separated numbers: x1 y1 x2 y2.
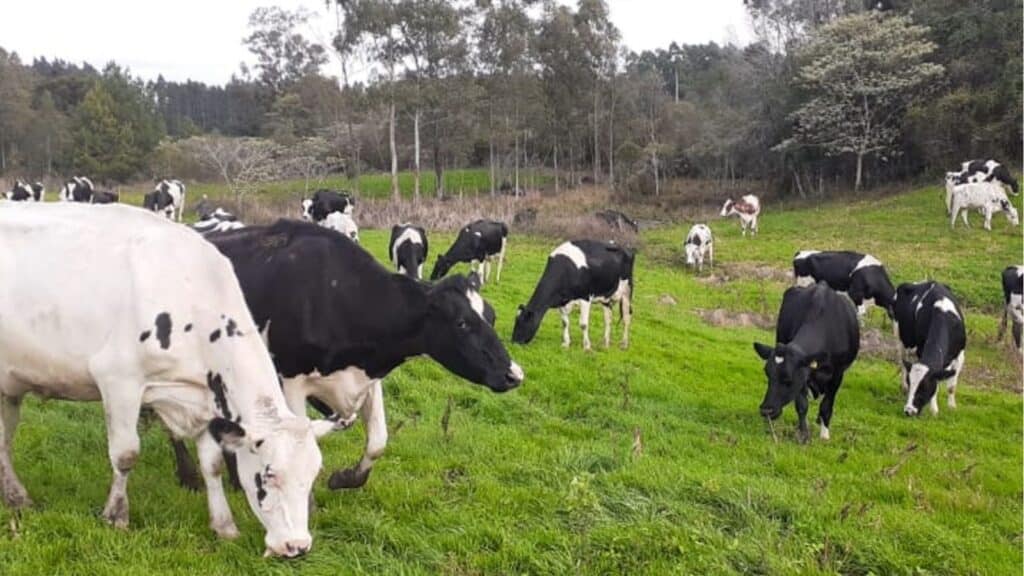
0 49 34 172
243 7 327 99
71 84 134 180
778 12 943 190
183 135 283 211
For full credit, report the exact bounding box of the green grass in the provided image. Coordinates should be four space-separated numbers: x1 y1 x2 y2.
0 183 1020 575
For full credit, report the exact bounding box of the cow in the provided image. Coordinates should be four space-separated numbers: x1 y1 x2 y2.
512 240 634 351
59 176 95 202
193 207 245 236
893 281 966 416
997 266 1023 352
322 211 359 243
0 203 331 558
5 180 44 202
430 220 509 285
792 250 896 318
684 224 714 272
753 282 860 442
720 194 761 236
144 179 186 220
90 190 119 204
389 224 428 279
950 159 1019 196
301 189 354 222
595 209 639 233
170 219 523 491
949 182 1019 231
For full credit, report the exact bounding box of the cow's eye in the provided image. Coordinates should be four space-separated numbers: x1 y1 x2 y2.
457 318 469 330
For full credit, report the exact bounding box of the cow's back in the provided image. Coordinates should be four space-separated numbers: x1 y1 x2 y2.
778 283 858 366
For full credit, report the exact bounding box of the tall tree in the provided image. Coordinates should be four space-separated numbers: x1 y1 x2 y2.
243 7 327 99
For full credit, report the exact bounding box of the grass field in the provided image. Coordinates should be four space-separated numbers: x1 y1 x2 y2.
0 183 1020 575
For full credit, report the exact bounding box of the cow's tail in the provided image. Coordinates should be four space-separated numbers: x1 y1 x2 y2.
619 248 636 324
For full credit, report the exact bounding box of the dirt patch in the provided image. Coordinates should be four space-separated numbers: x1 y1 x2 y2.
859 328 902 360
697 308 774 330
658 294 678 306
698 262 791 286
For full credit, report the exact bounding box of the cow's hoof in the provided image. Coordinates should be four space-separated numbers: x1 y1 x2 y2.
212 520 240 540
903 406 918 417
102 500 129 530
3 485 32 509
176 470 204 493
327 467 370 490
797 429 810 444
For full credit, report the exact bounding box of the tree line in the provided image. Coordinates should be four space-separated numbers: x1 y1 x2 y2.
0 0 1019 197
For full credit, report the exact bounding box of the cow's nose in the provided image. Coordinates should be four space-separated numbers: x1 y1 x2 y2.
903 405 918 417
284 540 311 558
760 406 779 419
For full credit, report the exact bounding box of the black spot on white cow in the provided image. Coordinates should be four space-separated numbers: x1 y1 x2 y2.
431 220 508 285
512 240 634 350
753 282 860 443
389 224 428 279
144 179 186 221
998 266 1023 352
684 224 714 272
5 180 44 202
949 182 1019 231
59 176 95 202
301 189 354 222
720 194 761 236
792 250 896 318
893 281 966 416
950 159 1019 196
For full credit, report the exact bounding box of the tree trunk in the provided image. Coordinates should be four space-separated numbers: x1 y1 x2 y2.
488 108 495 197
592 86 600 186
514 131 520 197
674 67 679 103
569 142 575 189
855 151 864 192
608 79 615 192
433 118 443 199
652 148 660 197
413 108 421 201
389 99 399 201
554 140 560 195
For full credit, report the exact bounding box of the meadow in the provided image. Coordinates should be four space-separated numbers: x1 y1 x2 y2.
0 183 1020 575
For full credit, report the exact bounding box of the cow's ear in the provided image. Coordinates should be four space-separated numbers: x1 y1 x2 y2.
753 342 773 360
467 271 482 290
208 417 247 452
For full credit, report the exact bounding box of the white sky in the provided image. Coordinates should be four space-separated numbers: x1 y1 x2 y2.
1 1 754 85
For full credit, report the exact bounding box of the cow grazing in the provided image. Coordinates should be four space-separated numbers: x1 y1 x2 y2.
893 281 966 416
144 179 186 220
176 220 523 491
59 176 95 202
193 207 245 236
6 180 44 202
0 203 329 558
595 209 639 233
949 182 1019 230
998 266 1023 352
753 282 860 442
322 211 359 243
684 224 714 272
431 219 509 285
512 240 634 350
720 194 761 236
792 250 896 318
90 189 119 204
950 159 1019 196
301 189 354 222
389 224 428 279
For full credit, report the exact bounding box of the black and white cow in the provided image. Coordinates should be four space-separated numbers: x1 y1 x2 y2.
595 209 639 233
512 240 634 350
90 189 119 204
0 203 329 558
144 179 186 221
430 219 509 285
893 281 966 416
59 176 95 202
684 224 714 272
998 266 1023 352
192 207 245 236
753 282 860 442
949 182 1019 231
301 189 354 222
322 211 359 242
173 220 523 491
793 250 896 318
5 180 44 202
950 159 1019 196
389 224 428 279
721 194 761 236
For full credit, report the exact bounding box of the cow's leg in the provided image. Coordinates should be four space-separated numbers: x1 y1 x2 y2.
997 306 1009 342
961 207 970 227
794 392 810 444
983 208 993 231
602 304 613 348
496 238 507 283
708 244 714 268
620 287 632 350
0 394 30 508
329 380 386 490
945 351 965 409
197 430 238 539
816 375 842 441
1014 320 1023 352
560 304 572 348
99 386 143 529
169 437 203 492
579 299 592 351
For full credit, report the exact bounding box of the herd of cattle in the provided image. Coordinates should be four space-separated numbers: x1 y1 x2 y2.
0 157 1019 558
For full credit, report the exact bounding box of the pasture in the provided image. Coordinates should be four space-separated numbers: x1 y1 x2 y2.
0 183 1020 575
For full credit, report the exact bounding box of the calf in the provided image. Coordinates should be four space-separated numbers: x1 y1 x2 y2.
998 266 1023 352
595 209 639 233
144 179 186 220
753 282 859 442
950 159 1019 196
950 182 1019 230
512 240 634 350
322 211 359 243
6 180 44 202
301 189 354 222
173 220 523 491
90 189 119 204
720 194 761 236
389 224 428 279
684 224 714 272
0 203 327 557
893 281 966 416
431 219 509 285
792 250 896 318
59 176 95 202
193 207 245 235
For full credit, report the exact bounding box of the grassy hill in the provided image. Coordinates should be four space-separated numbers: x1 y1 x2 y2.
0 183 1020 575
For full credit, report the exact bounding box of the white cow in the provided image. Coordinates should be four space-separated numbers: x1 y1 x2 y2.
323 211 360 243
949 182 1019 231
684 224 714 272
720 194 761 236
0 203 337 558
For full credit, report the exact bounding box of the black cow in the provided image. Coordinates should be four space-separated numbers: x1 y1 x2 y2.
997 266 1022 351
512 239 634 350
753 282 860 442
301 189 354 222
90 190 119 204
594 209 639 233
60 176 94 202
893 281 966 416
950 159 1019 196
792 250 895 318
430 219 509 285
388 224 428 279
171 220 523 491
6 180 44 202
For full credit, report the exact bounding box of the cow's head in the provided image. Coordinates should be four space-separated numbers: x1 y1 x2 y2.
1000 199 1019 225
422 275 523 392
901 361 955 416
300 198 314 221
430 253 454 280
720 199 734 217
511 304 544 344
685 239 701 266
209 416 323 558
753 342 827 420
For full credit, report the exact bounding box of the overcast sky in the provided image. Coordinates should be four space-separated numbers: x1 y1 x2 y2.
2 1 754 85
